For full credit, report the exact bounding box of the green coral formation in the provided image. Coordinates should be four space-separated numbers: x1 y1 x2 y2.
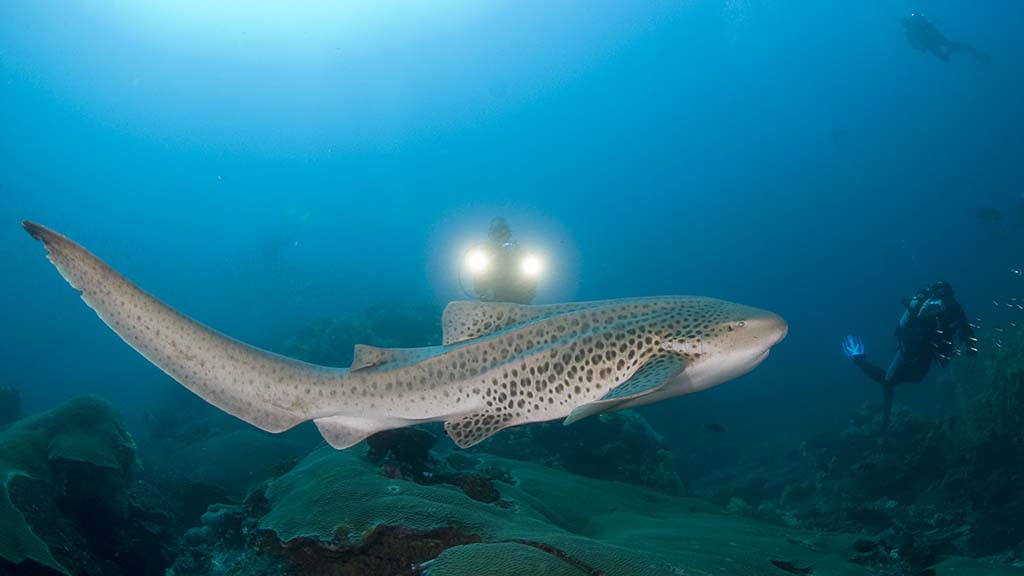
257 446 872 575
0 396 137 574
951 325 1024 445
425 542 582 576
689 326 1024 572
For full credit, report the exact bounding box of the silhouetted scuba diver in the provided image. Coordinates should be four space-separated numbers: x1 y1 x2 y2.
901 13 989 63
465 218 540 305
842 281 977 427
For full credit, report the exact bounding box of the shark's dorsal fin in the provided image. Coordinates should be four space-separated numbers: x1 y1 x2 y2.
563 353 687 425
441 301 591 346
351 344 438 371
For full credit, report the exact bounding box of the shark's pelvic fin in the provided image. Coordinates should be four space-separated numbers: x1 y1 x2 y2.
314 415 416 449
563 353 687 425
22 221 343 433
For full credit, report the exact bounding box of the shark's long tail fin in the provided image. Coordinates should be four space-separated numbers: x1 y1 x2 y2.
23 221 344 433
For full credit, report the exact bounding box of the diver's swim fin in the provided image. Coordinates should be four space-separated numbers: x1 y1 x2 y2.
841 335 865 359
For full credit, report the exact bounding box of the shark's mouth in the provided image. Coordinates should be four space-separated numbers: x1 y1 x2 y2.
752 348 771 366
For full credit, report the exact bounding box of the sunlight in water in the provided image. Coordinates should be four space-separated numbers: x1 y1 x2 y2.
97 0 495 59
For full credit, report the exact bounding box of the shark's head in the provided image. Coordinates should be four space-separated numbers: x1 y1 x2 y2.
662 299 788 396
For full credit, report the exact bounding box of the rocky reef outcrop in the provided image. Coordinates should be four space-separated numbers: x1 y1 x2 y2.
164 445 877 576
0 396 174 575
691 326 1024 574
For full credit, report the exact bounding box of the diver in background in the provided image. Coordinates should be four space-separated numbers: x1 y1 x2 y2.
842 281 977 427
467 217 539 305
901 13 990 63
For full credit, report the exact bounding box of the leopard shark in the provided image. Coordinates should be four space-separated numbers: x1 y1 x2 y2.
23 221 787 448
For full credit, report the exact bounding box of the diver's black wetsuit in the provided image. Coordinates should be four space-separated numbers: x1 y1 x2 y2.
473 242 537 304
471 218 538 305
853 282 975 426
901 13 989 63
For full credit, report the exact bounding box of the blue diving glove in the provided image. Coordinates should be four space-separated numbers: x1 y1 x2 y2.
842 335 865 359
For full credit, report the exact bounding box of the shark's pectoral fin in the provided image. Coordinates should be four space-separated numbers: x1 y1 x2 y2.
444 411 513 448
564 354 687 425
314 415 417 449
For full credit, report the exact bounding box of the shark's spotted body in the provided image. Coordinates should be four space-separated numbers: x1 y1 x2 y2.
23 221 787 448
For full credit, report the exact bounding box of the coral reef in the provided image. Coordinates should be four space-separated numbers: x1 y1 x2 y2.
691 336 1024 576
0 396 174 576
244 446 871 576
951 324 1024 446
695 403 1023 572
139 384 320 526
366 426 507 504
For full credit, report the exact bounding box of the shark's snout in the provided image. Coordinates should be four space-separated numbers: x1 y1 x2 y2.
737 309 788 356
763 312 788 347
739 311 787 368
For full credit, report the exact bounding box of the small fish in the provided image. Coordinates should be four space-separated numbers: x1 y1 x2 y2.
969 323 979 329
994 301 1001 306
967 336 978 342
703 423 727 433
995 341 1003 348
995 327 1005 333
968 346 979 353
935 329 945 335
1013 269 1022 276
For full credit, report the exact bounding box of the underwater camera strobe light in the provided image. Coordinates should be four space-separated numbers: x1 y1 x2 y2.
464 248 491 275
520 253 543 278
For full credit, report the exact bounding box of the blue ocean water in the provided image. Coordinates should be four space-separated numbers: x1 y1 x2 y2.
2 2 1023 575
